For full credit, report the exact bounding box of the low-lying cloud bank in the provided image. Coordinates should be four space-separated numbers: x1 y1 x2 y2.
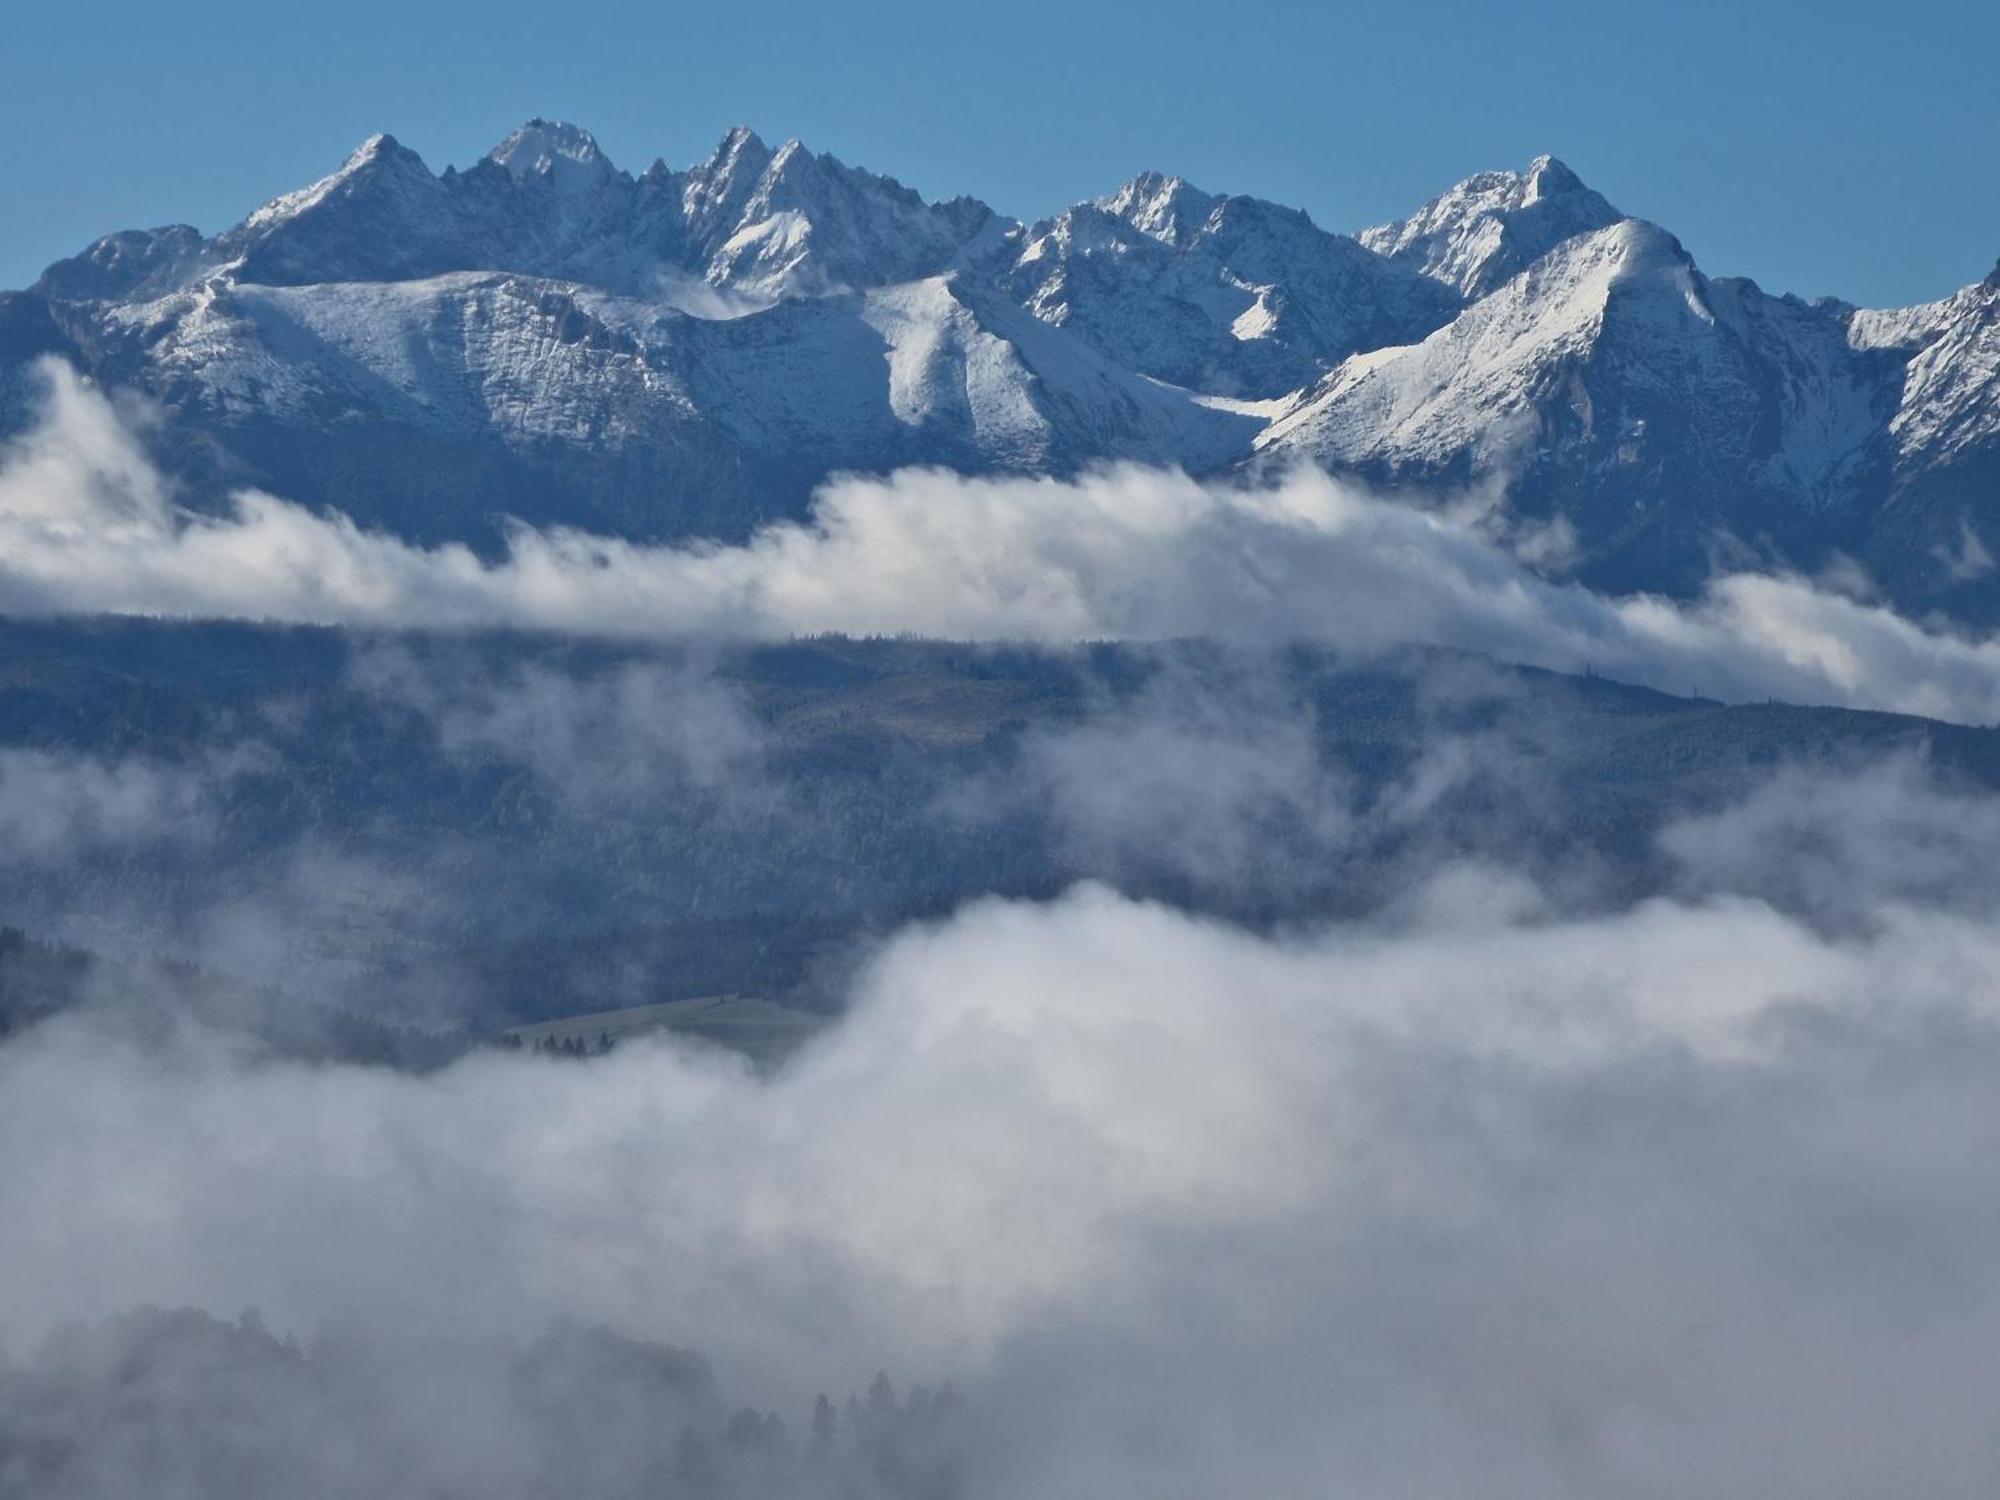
10 855 2000 1496
11 358 2000 723
9 642 2000 1492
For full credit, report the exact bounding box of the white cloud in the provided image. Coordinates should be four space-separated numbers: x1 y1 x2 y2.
11 360 2000 723
351 647 769 814
8 856 2000 1493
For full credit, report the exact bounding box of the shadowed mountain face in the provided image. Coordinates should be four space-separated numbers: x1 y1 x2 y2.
3 123 1998 612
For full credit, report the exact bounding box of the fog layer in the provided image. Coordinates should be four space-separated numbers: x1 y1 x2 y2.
10 766 2000 1493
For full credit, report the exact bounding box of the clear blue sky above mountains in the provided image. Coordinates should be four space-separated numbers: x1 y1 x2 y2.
5 0 1994 307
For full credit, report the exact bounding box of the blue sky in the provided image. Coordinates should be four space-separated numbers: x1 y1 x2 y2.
4 0 1994 305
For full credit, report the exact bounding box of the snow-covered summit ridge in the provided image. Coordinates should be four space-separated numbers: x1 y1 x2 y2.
27 121 1004 303
1360 154 1624 297
18 129 1633 341
486 119 614 189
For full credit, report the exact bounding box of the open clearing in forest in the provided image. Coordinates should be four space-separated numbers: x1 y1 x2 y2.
503 994 826 1063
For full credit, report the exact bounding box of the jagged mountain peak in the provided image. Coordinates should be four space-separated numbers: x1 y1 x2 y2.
1360 154 1624 298
1097 172 1219 247
713 124 770 159
752 137 860 205
694 126 774 184
486 119 617 189
351 131 430 176
744 135 940 217
240 131 436 233
681 127 775 231
1522 154 1586 199
1001 171 1460 400
344 132 418 171
675 129 995 296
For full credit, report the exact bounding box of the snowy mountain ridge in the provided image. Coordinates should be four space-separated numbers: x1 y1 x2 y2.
5 122 1999 618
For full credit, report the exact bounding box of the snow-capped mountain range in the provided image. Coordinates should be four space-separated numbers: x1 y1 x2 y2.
4 120 1998 617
